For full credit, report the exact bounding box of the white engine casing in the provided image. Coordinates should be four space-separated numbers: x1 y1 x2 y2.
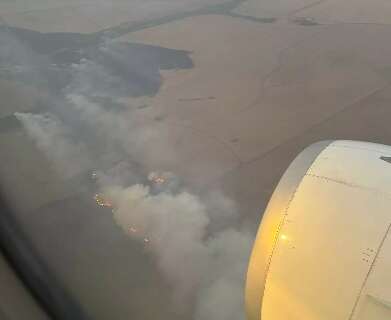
245 140 391 320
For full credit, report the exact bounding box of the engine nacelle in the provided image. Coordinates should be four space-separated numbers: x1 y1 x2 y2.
246 140 391 320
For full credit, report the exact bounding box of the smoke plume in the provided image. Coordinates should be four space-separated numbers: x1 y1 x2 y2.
9 28 253 320
14 112 91 179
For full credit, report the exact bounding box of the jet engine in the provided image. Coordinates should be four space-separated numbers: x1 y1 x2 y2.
246 140 391 320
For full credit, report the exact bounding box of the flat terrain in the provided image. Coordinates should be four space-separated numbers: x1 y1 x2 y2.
233 0 321 18
125 14 391 219
0 0 228 33
234 0 391 24
289 0 391 24
2 0 391 319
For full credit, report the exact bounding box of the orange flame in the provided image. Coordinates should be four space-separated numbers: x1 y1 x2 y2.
94 193 113 208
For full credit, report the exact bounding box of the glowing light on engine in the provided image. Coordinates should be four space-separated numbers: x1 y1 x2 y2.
280 234 288 241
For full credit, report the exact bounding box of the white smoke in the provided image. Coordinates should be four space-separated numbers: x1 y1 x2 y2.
14 39 253 320
105 184 252 320
14 112 91 179
195 229 252 320
106 185 210 304
66 93 178 171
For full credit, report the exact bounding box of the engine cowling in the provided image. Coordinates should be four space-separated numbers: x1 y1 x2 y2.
245 140 391 320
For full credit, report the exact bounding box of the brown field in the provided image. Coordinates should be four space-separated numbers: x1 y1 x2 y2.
0 0 227 33
122 14 391 220
290 0 391 24
2 2 391 319
233 0 321 18
2 1 391 219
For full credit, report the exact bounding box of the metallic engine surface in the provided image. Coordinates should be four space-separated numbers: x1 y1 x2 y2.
246 140 391 320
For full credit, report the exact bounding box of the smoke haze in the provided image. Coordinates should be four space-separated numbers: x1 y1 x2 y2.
2 19 253 320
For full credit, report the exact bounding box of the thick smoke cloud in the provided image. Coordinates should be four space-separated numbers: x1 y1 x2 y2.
65 93 178 172
7 25 253 320
105 184 252 320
